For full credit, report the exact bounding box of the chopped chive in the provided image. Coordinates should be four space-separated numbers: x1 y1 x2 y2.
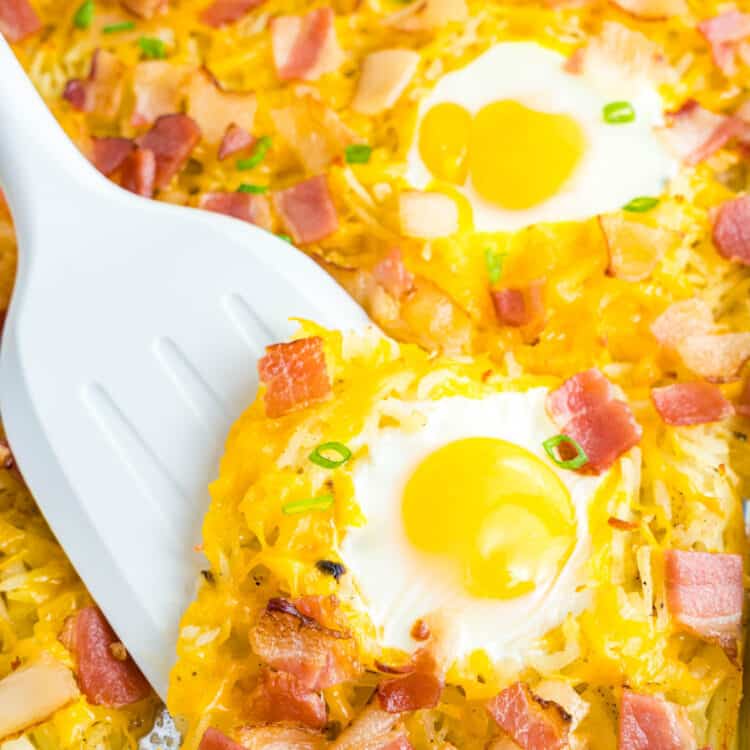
603 101 635 124
484 247 506 285
74 0 94 29
138 36 166 59
316 560 346 580
237 135 272 170
543 434 589 470
238 183 268 194
309 441 352 469
277 233 293 243
345 144 372 165
103 20 135 33
623 196 659 213
282 494 334 515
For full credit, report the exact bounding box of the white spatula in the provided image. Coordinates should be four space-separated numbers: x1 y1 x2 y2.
0 38 369 699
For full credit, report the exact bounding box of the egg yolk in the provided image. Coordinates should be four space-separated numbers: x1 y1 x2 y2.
402 438 576 599
418 100 585 210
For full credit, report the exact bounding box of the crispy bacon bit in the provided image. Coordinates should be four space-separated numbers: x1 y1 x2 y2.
660 100 745 166
218 124 254 160
0 0 41 41
600 214 674 282
187 69 257 144
330 703 402 750
136 114 201 188
91 137 134 177
120 0 167 18
486 682 569 750
547 369 643 474
63 50 125 119
199 0 266 28
712 194 750 266
271 7 343 82
199 728 245 750
676 332 750 382
411 619 431 641
491 281 545 328
250 669 327 729
63 606 150 707
257 337 332 418
651 298 714 350
120 148 156 198
131 62 188 127
373 248 415 299
608 516 639 530
199 192 273 231
273 175 339 244
665 549 743 657
249 593 358 688
399 191 458 239
377 671 442 713
651 382 733 426
610 0 687 19
384 0 468 31
619 690 696 750
698 11 750 76
352 49 420 116
271 96 358 173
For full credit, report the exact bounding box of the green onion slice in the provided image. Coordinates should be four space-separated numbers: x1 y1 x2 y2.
603 101 635 124
138 36 166 59
238 183 268 194
345 144 372 164
282 494 335 515
623 196 659 213
542 434 589 470
237 136 272 170
103 20 135 33
74 0 94 29
309 442 352 469
484 247 506 285
277 233 293 243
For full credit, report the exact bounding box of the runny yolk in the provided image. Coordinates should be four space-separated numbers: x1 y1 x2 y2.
417 100 585 210
401 438 576 600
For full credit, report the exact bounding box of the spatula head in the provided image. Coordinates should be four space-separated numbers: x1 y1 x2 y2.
0 181 368 697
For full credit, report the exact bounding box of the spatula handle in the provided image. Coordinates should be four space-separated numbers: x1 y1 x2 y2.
0 37 97 237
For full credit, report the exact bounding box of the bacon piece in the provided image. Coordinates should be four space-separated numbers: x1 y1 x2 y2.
120 0 167 18
273 176 339 244
187 69 256 144
199 728 245 750
377 671 442 713
250 669 327 728
676 332 750 382
610 0 687 19
136 114 201 188
660 100 744 166
600 214 673 282
547 369 642 473
91 137 134 177
619 690 696 750
218 124 254 160
249 593 358 687
239 725 327 750
199 192 273 230
399 191 458 239
131 61 189 127
0 0 41 42
486 682 569 750
651 298 714 350
120 147 156 198
698 11 750 76
63 606 150 707
62 50 125 120
373 248 415 299
384 0 468 31
712 194 750 266
491 282 545 328
199 0 265 27
271 7 343 82
270 96 358 173
651 383 733 426
352 49 420 116
665 549 743 657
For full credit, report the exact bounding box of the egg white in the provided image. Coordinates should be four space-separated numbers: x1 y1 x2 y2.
340 388 606 669
405 42 677 232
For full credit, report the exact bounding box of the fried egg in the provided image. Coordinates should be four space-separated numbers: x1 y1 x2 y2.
405 42 676 231
341 388 606 668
